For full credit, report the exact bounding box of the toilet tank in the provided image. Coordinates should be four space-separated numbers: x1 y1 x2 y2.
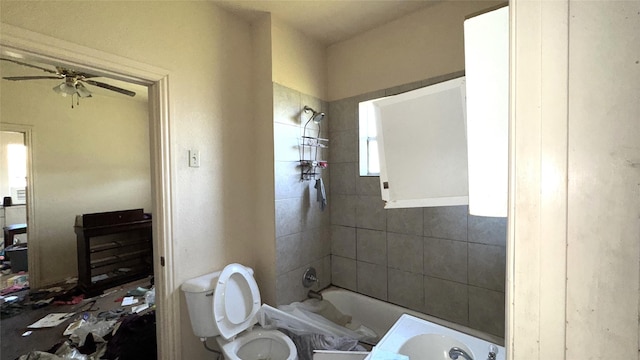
181 270 222 339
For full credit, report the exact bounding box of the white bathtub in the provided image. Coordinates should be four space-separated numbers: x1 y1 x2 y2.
321 287 505 360
318 286 504 347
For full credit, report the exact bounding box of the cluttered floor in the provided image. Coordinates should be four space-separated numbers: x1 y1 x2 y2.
1 275 157 360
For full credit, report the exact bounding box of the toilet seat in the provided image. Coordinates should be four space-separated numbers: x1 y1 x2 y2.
213 263 261 340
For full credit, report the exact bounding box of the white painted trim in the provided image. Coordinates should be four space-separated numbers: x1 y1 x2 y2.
0 22 179 358
508 1 569 359
0 123 36 285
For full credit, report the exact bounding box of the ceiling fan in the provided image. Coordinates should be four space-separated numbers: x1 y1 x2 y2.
1 57 135 107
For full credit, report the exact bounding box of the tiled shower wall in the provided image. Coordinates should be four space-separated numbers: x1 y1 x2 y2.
273 83 332 305
328 79 507 338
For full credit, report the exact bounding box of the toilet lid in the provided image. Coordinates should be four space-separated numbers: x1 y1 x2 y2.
213 263 261 340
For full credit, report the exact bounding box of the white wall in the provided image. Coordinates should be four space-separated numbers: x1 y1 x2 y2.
1 2 258 358
272 18 327 100
0 79 151 284
327 1 502 101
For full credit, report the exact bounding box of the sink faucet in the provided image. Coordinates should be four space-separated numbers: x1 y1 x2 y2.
449 347 473 360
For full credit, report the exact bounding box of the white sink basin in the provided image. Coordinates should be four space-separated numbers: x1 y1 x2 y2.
398 333 474 360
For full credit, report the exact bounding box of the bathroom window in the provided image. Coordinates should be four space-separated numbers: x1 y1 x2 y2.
358 101 380 176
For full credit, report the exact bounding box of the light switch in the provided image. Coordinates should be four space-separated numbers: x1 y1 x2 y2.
189 150 200 168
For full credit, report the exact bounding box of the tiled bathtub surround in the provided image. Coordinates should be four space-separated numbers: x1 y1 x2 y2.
273 83 332 305
328 78 507 338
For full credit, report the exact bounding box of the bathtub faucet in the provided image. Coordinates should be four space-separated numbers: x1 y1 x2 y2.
449 347 473 360
307 289 323 300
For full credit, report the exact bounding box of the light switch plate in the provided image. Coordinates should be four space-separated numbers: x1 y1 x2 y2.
189 150 200 168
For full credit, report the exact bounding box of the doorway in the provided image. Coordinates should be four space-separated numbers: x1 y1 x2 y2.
0 24 178 357
1 128 30 277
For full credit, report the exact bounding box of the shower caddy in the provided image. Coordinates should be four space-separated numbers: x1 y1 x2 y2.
300 106 328 180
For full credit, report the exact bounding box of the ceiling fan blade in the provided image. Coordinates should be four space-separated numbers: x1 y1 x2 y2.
1 58 59 74
83 79 136 97
3 76 63 81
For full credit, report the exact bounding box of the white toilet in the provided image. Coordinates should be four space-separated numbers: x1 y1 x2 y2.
181 263 298 360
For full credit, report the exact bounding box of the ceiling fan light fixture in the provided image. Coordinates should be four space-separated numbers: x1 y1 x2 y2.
53 82 77 97
76 83 92 98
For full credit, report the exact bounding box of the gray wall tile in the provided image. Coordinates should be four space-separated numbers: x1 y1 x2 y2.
275 197 303 237
331 194 356 227
387 207 424 236
424 276 469 326
468 243 506 292
356 228 387 265
356 195 386 231
330 162 357 195
356 175 381 195
387 232 423 273
388 269 424 311
469 287 505 337
357 261 387 300
329 129 358 163
331 225 356 259
468 216 507 246
329 97 358 132
274 83 301 126
276 233 304 274
275 161 306 200
424 205 468 241
424 237 468 283
332 255 357 291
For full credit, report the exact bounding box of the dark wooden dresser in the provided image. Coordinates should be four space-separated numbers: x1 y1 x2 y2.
74 209 153 296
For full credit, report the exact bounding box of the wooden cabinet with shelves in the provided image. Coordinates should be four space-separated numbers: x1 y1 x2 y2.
74 209 153 296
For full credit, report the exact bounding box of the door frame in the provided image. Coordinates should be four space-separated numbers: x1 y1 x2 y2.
0 23 179 357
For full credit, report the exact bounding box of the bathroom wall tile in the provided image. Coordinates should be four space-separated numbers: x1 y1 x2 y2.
331 194 357 227
424 276 469 326
330 162 357 195
356 195 386 231
387 207 424 236
356 228 387 265
320 255 332 289
331 255 357 291
388 268 424 312
274 83 301 126
276 267 306 306
468 216 507 247
424 205 468 241
275 198 303 237
356 175 381 196
274 122 302 162
302 226 331 264
422 71 465 88
329 129 358 163
302 181 330 230
354 89 386 104
385 80 424 96
332 225 356 259
329 97 358 132
424 237 468 284
468 243 506 292
357 261 387 301
276 233 304 274
387 233 423 274
275 161 306 200
468 287 505 337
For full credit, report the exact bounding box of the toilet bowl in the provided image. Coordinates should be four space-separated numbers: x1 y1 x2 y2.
181 263 298 360
217 327 297 360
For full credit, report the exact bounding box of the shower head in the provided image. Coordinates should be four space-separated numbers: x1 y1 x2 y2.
303 105 325 124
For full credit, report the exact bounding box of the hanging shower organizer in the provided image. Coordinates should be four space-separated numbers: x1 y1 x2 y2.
300 106 328 181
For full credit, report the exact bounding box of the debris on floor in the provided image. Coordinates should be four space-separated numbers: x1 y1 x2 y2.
5 278 157 360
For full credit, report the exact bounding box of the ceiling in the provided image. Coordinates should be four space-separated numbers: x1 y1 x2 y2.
214 0 443 45
1 1 443 102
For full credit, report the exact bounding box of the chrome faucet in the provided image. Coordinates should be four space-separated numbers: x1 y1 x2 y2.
449 347 473 360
